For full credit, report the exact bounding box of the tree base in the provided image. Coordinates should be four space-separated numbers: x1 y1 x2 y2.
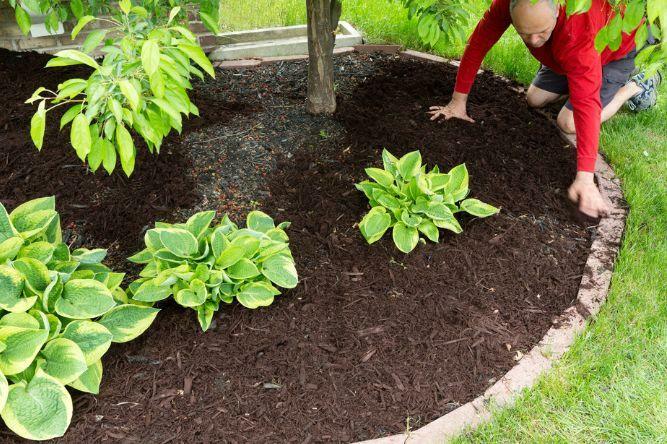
306 97 337 115
306 0 340 116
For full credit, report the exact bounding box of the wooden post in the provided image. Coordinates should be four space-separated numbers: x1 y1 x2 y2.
305 0 341 115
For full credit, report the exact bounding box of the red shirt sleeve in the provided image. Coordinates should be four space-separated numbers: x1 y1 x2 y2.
556 34 602 172
454 0 512 94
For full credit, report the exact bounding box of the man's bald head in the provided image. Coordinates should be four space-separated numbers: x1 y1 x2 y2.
510 0 559 48
510 0 558 13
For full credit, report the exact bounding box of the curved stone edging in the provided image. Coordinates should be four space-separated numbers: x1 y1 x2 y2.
212 47 627 444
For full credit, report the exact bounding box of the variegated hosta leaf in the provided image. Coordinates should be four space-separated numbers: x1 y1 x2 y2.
0 372 8 412
158 228 199 258
185 210 215 239
392 222 419 253
246 210 275 233
60 320 113 366
98 304 159 343
260 254 298 289
67 359 103 394
1 369 72 440
460 198 500 217
0 265 31 313
55 279 116 319
0 325 49 375
359 207 392 244
39 338 88 384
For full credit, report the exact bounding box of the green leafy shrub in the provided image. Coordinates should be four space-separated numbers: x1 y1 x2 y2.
356 149 499 253
398 0 473 47
10 0 220 37
0 196 159 440
128 210 299 331
26 0 217 177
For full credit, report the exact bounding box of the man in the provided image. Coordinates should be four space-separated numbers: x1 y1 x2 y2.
428 0 661 218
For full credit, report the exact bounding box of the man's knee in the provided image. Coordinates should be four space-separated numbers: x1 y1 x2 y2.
557 109 576 134
526 86 547 108
526 85 564 109
526 94 545 109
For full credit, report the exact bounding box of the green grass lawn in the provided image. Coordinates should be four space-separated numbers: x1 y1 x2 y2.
221 1 667 442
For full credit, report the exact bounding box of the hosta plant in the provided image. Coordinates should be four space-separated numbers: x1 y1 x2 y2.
0 196 159 440
26 0 217 177
128 210 298 331
356 149 499 253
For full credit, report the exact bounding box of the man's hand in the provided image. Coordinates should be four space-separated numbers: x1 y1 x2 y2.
427 92 474 123
567 171 610 219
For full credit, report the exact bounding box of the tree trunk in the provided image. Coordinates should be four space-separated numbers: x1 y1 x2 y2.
306 0 341 115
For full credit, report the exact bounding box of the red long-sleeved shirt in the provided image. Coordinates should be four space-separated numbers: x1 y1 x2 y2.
455 0 637 172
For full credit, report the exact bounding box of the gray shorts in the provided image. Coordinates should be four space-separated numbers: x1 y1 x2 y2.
531 48 637 110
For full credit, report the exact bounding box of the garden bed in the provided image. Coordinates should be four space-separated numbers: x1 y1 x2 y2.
0 48 592 442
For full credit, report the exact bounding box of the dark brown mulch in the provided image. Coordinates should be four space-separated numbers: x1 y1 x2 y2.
0 49 591 443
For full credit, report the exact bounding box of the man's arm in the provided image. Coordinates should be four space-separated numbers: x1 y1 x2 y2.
454 0 513 95
557 35 610 218
560 43 603 173
429 0 512 122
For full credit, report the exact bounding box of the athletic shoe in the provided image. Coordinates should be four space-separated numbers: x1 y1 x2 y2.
626 71 662 111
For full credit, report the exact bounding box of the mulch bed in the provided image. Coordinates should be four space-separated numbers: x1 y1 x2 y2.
0 48 591 443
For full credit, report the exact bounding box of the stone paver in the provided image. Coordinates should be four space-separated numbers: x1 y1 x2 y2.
354 44 402 54
214 59 262 69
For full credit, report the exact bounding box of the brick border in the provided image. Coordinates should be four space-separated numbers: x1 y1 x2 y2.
210 47 627 443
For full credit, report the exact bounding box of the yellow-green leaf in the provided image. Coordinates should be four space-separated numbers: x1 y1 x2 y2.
392 222 419 253
52 49 99 69
141 40 160 76
70 114 91 161
71 15 94 40
119 0 131 15
14 7 31 36
177 43 215 78
118 79 139 111
30 101 46 150
115 124 135 177
149 71 165 98
97 304 159 343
